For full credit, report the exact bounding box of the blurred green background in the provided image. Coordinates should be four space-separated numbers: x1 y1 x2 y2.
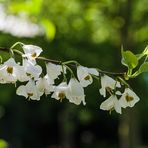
0 0 147 148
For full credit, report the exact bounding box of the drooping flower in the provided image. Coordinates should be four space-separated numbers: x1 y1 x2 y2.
99 75 121 97
66 78 86 105
0 58 25 83
51 82 68 101
16 79 43 100
77 65 99 87
22 44 42 64
36 74 54 95
22 59 42 80
119 88 140 108
46 62 66 81
100 94 122 114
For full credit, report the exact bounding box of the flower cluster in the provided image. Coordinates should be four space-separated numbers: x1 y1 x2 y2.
0 42 141 114
99 75 139 114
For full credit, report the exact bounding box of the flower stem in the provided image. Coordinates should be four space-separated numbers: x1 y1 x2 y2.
61 64 67 82
13 49 23 55
117 76 131 88
10 42 24 49
0 46 125 76
37 57 62 65
63 64 75 78
97 68 124 76
62 60 79 65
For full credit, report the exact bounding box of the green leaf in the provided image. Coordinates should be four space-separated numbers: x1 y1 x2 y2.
121 50 138 69
41 19 56 41
138 62 148 73
143 45 148 55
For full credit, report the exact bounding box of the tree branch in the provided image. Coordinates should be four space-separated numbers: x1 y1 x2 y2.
0 46 125 76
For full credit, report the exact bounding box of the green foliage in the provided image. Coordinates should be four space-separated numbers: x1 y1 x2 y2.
143 45 148 55
138 62 148 73
2 0 148 44
121 50 138 70
121 46 148 78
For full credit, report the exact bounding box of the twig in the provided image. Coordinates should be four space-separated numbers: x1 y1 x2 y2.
0 46 125 76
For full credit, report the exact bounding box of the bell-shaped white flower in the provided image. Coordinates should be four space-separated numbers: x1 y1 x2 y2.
119 88 140 108
36 74 54 95
15 66 29 82
23 59 42 80
0 58 24 83
77 65 99 87
99 75 121 97
22 44 42 64
16 79 43 100
100 95 121 114
46 62 66 81
51 82 68 101
66 78 86 105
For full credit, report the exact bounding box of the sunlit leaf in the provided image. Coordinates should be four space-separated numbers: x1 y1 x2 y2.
121 50 138 69
143 45 148 55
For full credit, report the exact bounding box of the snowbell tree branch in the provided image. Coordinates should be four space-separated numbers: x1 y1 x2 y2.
0 42 147 114
0 46 125 75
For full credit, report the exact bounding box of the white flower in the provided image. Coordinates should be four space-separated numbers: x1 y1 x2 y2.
119 88 140 108
46 62 66 81
15 66 29 82
22 44 42 64
0 58 23 83
16 80 42 100
99 75 121 97
66 78 86 105
36 74 54 95
23 59 42 80
51 82 68 101
77 65 99 87
116 91 122 95
100 95 121 114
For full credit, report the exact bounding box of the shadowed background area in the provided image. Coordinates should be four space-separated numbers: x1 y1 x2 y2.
0 0 147 148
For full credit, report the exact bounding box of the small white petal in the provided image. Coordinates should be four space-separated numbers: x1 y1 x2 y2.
22 44 42 64
116 91 122 95
99 75 121 97
119 88 140 108
99 88 106 97
66 78 86 105
23 59 42 80
87 68 99 76
77 65 94 87
46 63 65 81
100 95 121 114
16 80 42 100
16 85 27 98
51 82 68 100
0 58 22 83
36 75 54 95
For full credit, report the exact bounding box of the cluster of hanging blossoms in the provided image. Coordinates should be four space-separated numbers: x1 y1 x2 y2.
0 42 148 114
